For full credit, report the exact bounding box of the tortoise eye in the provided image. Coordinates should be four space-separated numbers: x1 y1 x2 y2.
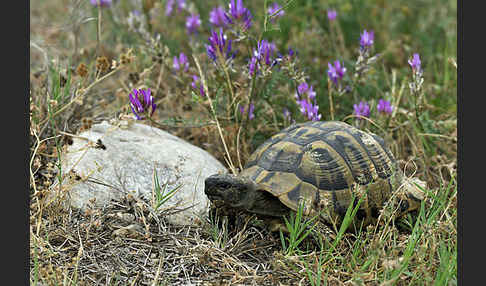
217 182 231 189
399 200 410 212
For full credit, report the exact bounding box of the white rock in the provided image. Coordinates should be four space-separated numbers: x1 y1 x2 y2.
51 120 226 225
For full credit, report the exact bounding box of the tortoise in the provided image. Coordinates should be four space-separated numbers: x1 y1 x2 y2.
204 121 425 231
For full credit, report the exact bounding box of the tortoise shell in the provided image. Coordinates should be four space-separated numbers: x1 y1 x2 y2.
239 121 403 225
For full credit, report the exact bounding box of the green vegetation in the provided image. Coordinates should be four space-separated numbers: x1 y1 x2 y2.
30 0 457 284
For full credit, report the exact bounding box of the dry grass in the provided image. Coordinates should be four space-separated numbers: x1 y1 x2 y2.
30 0 457 285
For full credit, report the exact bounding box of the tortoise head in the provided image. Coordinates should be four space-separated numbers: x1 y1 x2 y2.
204 173 290 217
204 173 257 209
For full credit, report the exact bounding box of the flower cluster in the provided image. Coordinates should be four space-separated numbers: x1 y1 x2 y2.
239 103 255 120
327 9 337 21
408 53 424 95
408 53 422 74
377 99 393 114
173 52 189 73
353 101 370 119
267 2 284 22
327 60 347 87
224 0 253 33
191 75 205 97
90 0 111 7
288 47 296 58
352 99 393 120
248 39 279 77
248 56 258 77
209 6 227 27
359 30 374 50
206 28 235 65
354 29 380 82
129 88 157 120
186 13 201 34
165 0 186 16
295 82 321 121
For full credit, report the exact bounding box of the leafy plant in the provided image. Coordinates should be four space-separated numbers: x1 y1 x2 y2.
152 168 182 211
280 201 319 256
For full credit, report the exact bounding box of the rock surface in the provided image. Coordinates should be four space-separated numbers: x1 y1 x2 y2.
51 120 226 226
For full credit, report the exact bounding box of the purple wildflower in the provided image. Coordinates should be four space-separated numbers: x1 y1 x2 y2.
354 30 379 80
206 28 235 63
165 0 174 15
267 2 284 22
327 9 337 21
129 88 157 120
209 6 227 27
408 53 422 73
191 75 205 97
224 0 253 31
295 82 321 121
173 52 189 72
255 39 277 66
248 40 281 76
288 47 295 57
327 60 347 86
408 53 424 97
90 0 112 7
186 13 201 34
177 0 186 10
297 82 316 100
377 99 393 114
360 30 374 48
240 103 255 120
248 39 279 77
165 0 186 16
353 101 370 119
249 56 258 76
248 104 255 120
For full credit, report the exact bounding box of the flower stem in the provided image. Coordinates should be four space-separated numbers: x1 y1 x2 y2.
222 64 235 115
411 74 425 132
193 55 237 175
414 92 425 132
96 3 102 57
327 79 335 120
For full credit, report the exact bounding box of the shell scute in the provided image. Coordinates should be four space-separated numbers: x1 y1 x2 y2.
295 140 352 191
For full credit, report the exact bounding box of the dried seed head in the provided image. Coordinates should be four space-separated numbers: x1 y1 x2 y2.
81 117 93 131
152 52 163 64
120 50 134 65
76 62 88 77
74 94 84 105
120 53 129 65
96 56 110 73
128 72 140 84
